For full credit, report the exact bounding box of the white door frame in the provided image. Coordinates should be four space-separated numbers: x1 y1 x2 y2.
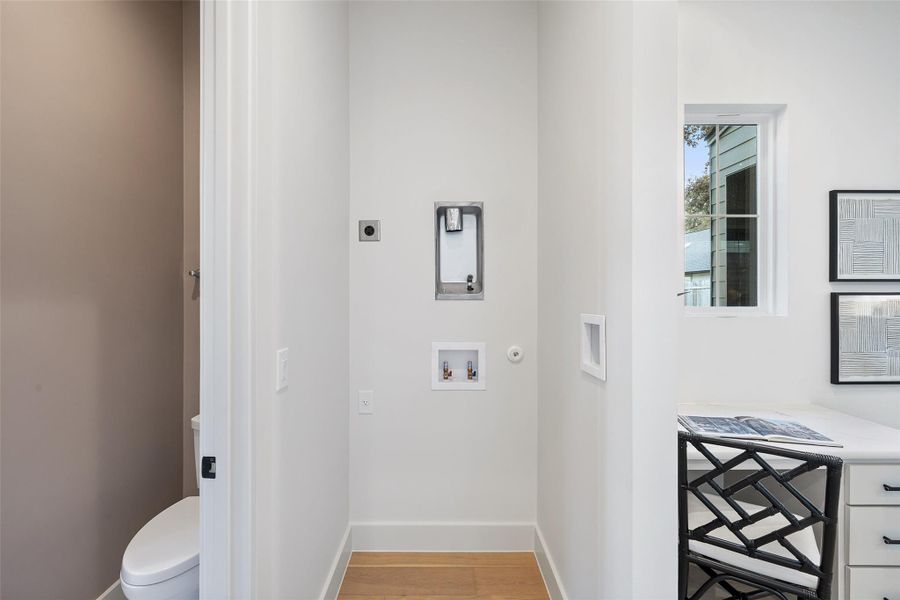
199 1 256 597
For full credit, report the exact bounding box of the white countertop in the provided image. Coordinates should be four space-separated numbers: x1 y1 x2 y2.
679 403 900 464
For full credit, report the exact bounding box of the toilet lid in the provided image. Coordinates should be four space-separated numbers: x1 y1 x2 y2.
121 496 199 586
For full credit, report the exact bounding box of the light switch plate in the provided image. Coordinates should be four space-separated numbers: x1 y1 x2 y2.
276 348 289 391
358 390 374 415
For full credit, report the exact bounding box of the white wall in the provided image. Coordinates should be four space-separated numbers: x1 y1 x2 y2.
629 4 680 597
537 2 679 598
254 2 350 598
348 1 539 534
537 3 623 597
678 1 900 428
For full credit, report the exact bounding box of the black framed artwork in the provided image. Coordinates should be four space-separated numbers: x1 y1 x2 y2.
829 190 900 281
831 292 900 384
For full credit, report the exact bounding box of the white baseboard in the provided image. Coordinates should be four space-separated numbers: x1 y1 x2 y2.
104 524 544 600
534 526 567 600
321 525 352 600
97 579 126 600
350 521 535 552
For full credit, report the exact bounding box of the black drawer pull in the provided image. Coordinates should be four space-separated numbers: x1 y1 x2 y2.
883 535 900 545
884 484 900 492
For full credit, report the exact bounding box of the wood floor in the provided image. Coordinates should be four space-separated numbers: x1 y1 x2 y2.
337 552 550 600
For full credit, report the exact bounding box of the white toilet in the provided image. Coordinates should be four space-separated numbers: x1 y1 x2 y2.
121 415 201 600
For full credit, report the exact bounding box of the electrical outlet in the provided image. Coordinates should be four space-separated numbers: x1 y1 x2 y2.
276 348 289 391
358 390 374 415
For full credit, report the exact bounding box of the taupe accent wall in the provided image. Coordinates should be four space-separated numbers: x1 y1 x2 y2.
182 0 200 498
1 2 186 598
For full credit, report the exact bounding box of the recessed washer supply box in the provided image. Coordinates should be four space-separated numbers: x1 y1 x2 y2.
431 342 486 390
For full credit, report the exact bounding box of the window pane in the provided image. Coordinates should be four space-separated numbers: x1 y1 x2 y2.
726 165 757 214
713 125 758 215
684 217 712 307
711 217 758 307
683 121 762 310
683 125 714 216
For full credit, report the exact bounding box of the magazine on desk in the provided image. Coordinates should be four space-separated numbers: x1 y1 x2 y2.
678 415 842 447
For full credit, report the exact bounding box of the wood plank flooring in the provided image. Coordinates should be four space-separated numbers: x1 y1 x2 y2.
338 552 550 600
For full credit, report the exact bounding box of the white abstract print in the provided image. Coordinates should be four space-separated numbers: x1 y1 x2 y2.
836 193 900 279
837 295 900 382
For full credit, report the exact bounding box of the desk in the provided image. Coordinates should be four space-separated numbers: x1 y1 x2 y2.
679 404 900 600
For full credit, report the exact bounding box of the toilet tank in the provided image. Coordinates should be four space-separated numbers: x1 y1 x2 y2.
191 415 201 489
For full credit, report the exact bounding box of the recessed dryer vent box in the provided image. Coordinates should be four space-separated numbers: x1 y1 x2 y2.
432 342 486 390
435 202 483 300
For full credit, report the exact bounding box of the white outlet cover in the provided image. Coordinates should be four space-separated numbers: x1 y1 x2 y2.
358 390 374 415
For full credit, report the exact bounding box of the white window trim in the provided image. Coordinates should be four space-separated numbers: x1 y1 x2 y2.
683 110 778 317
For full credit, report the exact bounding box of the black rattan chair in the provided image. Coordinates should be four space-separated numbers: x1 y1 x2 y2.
678 431 843 600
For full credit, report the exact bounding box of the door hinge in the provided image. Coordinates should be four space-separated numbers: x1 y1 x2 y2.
202 456 216 479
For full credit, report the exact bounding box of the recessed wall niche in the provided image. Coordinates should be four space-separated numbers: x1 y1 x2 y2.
431 342 486 391
435 202 484 300
580 314 607 381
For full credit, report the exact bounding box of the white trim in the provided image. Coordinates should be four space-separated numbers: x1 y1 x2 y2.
96 580 126 600
198 2 225 595
350 522 535 552
199 0 256 597
321 526 353 600
534 526 568 600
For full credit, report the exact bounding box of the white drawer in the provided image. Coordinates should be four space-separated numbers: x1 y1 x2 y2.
847 567 900 600
848 507 900 566
848 464 900 505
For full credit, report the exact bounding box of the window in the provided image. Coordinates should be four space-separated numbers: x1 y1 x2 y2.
684 116 772 313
